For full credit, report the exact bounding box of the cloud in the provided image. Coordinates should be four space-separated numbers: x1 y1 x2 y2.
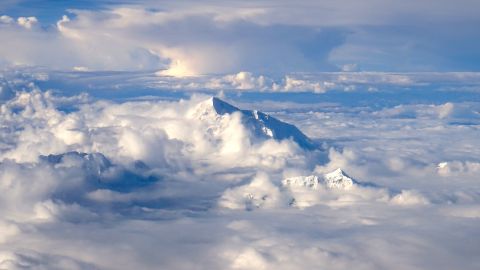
16 16 37 29
220 167 430 210
86 0 480 27
219 172 286 210
0 70 480 269
150 71 480 93
0 8 346 74
0 15 14 24
0 1 479 268
1 0 479 73
390 190 429 206
437 161 480 177
374 102 480 121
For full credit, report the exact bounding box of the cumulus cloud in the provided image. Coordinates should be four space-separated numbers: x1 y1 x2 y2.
219 172 286 210
16 16 38 29
220 167 430 210
437 161 480 176
151 71 480 93
0 69 479 269
0 89 315 171
0 15 14 24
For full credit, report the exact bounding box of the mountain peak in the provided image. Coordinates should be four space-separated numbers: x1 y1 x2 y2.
323 168 354 189
191 97 315 150
282 168 356 191
327 168 347 177
188 96 234 120
211 97 239 115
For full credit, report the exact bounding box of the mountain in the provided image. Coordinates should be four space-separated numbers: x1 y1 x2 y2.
40 151 112 175
323 168 355 189
40 151 157 192
191 97 315 149
281 175 320 189
282 168 356 190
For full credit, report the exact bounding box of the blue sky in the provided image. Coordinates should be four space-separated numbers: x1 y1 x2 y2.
1 0 479 73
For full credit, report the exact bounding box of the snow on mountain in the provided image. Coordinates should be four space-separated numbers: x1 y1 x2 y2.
281 175 320 189
39 151 156 192
221 168 361 210
282 168 355 190
189 97 315 149
279 169 427 208
40 151 112 176
323 168 355 189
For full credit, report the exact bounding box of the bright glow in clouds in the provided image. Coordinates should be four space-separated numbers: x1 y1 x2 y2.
1 0 480 73
16 16 37 29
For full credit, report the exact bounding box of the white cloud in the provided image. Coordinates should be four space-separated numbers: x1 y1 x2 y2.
0 7 346 74
17 16 38 29
437 161 480 176
220 167 430 210
219 172 286 210
340 63 358 72
283 76 329 93
1 0 479 72
390 190 429 206
222 71 268 90
0 70 479 269
0 15 13 24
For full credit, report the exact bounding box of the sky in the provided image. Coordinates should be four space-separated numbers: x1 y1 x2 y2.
1 1 480 270
1 0 480 74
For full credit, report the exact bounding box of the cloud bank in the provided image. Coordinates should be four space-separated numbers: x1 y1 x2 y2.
0 69 479 268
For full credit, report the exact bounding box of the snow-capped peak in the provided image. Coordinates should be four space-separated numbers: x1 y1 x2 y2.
211 97 239 115
323 168 355 189
282 175 320 189
282 168 356 190
190 97 315 149
188 97 237 120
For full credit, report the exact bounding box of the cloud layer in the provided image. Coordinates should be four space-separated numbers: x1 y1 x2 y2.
0 68 479 269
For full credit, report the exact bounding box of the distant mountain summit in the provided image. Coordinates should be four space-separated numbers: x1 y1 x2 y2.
282 168 356 190
323 168 355 189
190 97 315 149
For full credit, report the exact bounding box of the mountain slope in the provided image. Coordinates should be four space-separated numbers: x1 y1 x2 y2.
282 168 356 190
192 97 315 149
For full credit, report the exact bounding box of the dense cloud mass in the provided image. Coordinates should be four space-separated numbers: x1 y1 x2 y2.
0 70 479 269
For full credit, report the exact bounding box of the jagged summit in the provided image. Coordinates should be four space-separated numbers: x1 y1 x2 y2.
191 97 315 149
40 151 112 175
282 168 356 190
323 168 355 189
282 175 319 189
211 97 239 115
